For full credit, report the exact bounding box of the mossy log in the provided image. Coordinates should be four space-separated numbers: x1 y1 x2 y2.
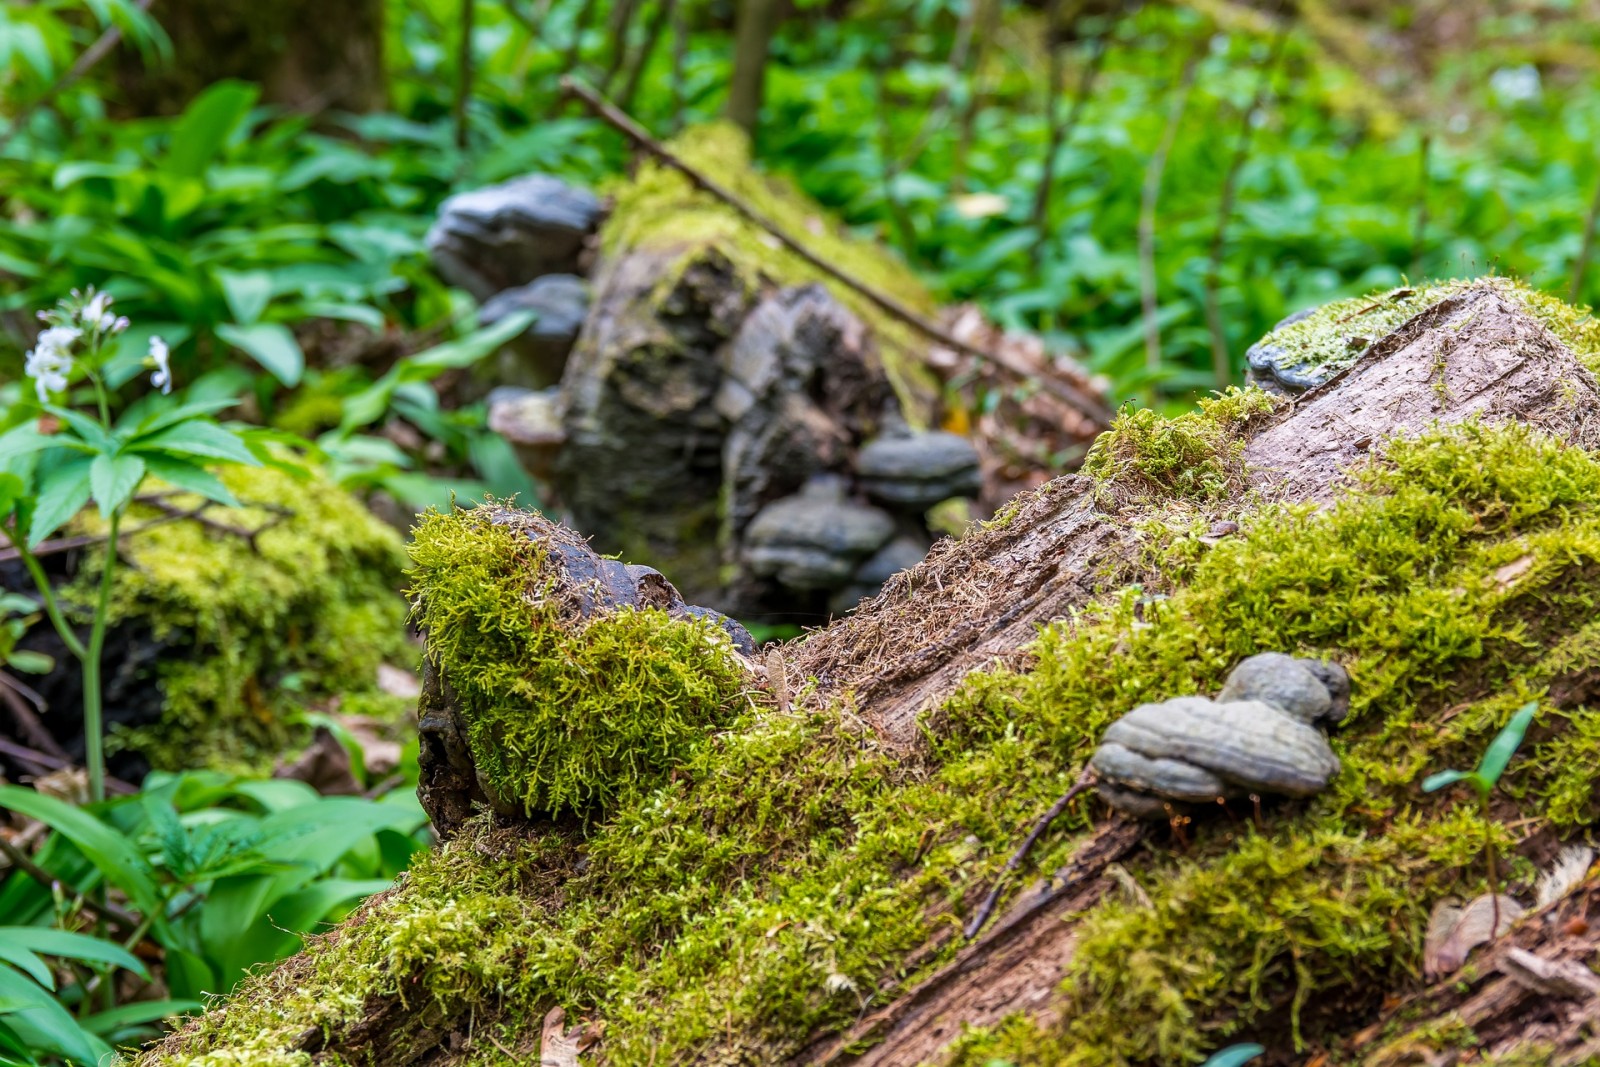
146 278 1600 1066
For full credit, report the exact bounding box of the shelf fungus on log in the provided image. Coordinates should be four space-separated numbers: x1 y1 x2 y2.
1090 653 1349 818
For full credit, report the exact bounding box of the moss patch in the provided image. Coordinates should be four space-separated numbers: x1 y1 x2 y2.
74 464 409 772
1254 275 1600 384
147 415 1600 1067
1082 386 1280 509
407 505 752 816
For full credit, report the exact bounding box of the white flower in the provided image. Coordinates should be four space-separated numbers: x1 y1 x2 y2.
148 335 172 394
24 326 82 402
83 290 115 332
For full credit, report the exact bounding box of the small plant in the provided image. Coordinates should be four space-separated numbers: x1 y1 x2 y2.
1201 1045 1265 1067
1423 700 1539 930
0 287 262 805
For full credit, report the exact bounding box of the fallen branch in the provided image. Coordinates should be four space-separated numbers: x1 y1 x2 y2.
0 674 68 760
560 75 1116 429
965 768 1099 938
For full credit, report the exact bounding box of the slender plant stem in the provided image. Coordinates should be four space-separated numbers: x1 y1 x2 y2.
1483 791 1500 934
9 537 88 660
455 0 477 151
1139 44 1203 393
1572 170 1600 304
1031 16 1110 266
1410 133 1431 280
81 509 121 805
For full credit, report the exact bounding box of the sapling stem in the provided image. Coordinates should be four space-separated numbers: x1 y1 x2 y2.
1482 790 1499 934
11 537 88 660
81 508 121 805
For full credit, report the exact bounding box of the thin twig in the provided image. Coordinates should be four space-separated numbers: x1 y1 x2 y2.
599 0 641 96
560 0 600 74
0 738 137 795
617 0 677 112
1203 16 1290 388
1571 171 1600 304
948 0 999 196
1031 27 1111 266
669 0 688 132
1139 43 1203 392
1411 133 1431 280
889 0 980 175
965 768 1096 939
561 76 1115 427
0 675 68 759
0 0 156 156
455 0 478 151
0 833 141 929
875 68 920 256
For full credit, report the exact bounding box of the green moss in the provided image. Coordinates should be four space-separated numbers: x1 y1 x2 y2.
601 123 943 423
73 463 409 771
1256 275 1600 383
1082 386 1280 508
149 412 1600 1067
406 505 752 816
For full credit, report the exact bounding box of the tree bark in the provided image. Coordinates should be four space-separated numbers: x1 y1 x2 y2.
726 0 780 137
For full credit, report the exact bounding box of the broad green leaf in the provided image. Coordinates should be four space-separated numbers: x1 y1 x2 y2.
89 452 146 518
215 322 304 386
141 454 239 508
0 928 145 978
27 456 92 548
0 1014 39 1066
163 81 259 179
217 270 274 326
131 420 259 467
39 407 111 454
101 323 192 390
80 998 203 1038
0 966 112 1066
161 948 216 1002
403 311 535 376
3 651 52 675
1475 701 1539 789
1420 769 1473 794
123 396 239 438
0 787 162 919
1200 1045 1265 1067
0 425 68 464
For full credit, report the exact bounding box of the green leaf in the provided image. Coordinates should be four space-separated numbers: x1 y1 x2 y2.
1475 701 1539 790
0 1014 40 1066
0 928 146 978
0 946 50 992
1420 769 1473 794
141 454 240 508
131 420 259 467
215 322 304 386
3 651 52 675
38 408 111 454
0 966 112 1067
123 396 239 438
88 452 146 518
27 456 92 548
217 270 274 326
0 425 65 464
0 787 162 919
79 998 202 1038
1200 1045 1266 1067
161 948 216 1002
163 81 259 179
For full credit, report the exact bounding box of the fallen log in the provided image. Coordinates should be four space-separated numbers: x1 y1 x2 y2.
143 277 1600 1067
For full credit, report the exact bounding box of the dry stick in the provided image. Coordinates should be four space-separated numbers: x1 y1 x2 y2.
874 69 921 257
561 76 1116 428
964 768 1097 939
1203 19 1290 389
0 737 137 796
1571 171 1600 304
669 0 688 132
455 0 477 151
0 0 155 156
0 833 140 930
948 0 999 196
1410 133 1431 280
560 0 601 75
1031 29 1110 267
1139 44 1202 391
617 0 677 112
0 675 69 760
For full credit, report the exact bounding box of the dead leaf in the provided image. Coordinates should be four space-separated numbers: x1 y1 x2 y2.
541 1006 601 1067
1424 894 1524 978
1499 947 1600 999
340 716 404 778
1536 845 1594 907
377 663 421 699
952 192 1009 219
1493 555 1535 590
274 727 362 796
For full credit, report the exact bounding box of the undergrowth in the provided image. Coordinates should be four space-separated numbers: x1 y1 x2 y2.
148 419 1600 1067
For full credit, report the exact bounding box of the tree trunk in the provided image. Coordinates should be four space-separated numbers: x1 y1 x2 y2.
116 0 386 115
726 0 779 137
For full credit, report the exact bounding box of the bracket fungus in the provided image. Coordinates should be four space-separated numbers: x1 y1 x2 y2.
1090 653 1349 818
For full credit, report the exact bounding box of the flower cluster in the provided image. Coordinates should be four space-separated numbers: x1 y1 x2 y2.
22 287 170 402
